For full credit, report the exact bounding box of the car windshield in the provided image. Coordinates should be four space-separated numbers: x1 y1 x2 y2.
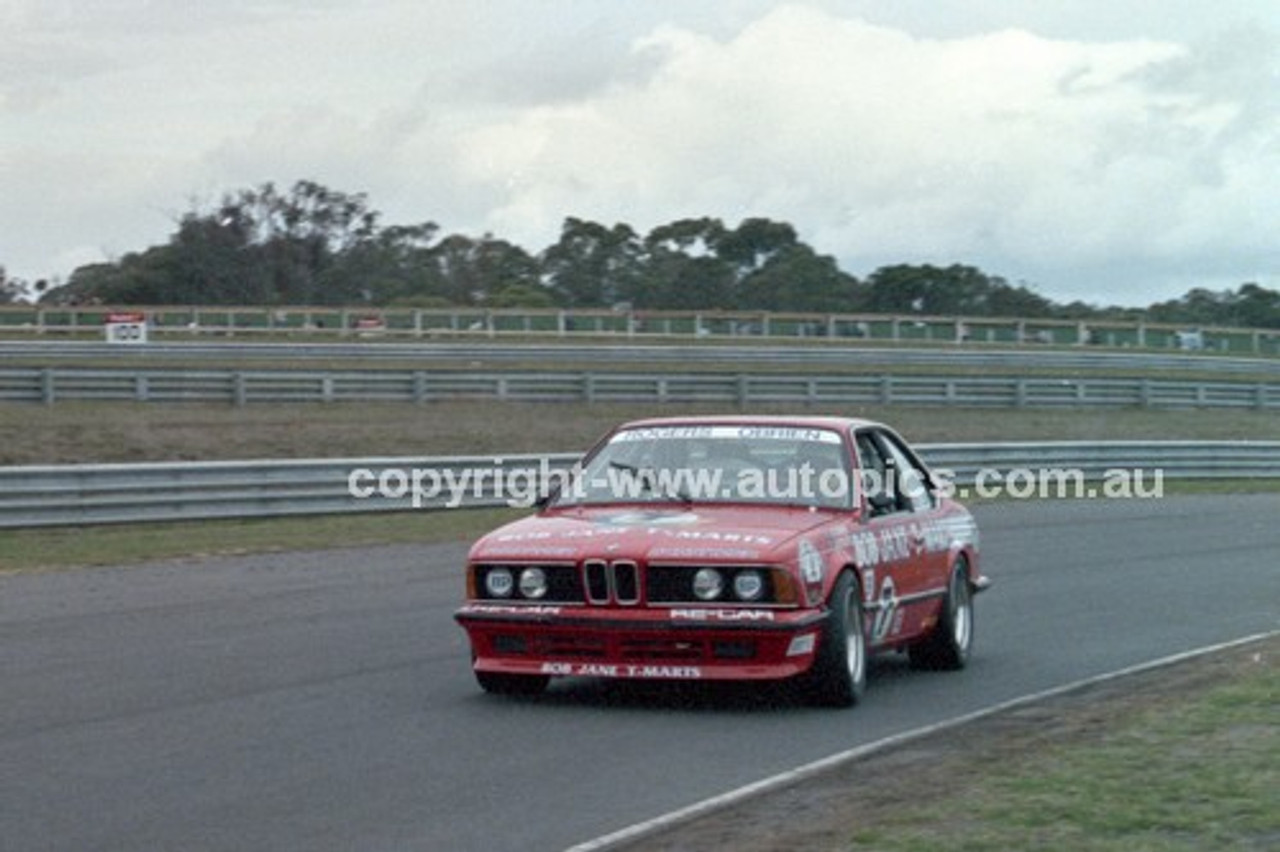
553 424 852 509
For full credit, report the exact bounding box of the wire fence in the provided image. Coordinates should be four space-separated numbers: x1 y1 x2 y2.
3 304 1278 354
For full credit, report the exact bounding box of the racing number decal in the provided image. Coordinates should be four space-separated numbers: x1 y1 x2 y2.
871 575 898 642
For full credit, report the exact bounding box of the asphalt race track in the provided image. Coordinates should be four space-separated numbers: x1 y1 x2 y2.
2 495 1277 852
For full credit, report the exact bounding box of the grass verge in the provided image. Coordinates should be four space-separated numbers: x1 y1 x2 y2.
4 400 1280 465
845 647 1278 852
616 636 1279 852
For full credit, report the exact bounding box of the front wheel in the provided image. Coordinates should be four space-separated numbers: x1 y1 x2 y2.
909 559 973 671
806 572 867 708
475 670 550 697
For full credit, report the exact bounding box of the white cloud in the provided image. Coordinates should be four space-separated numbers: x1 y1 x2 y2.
459 6 1277 303
1 2 1276 305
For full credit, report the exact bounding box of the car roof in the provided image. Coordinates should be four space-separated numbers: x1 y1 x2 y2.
615 414 886 432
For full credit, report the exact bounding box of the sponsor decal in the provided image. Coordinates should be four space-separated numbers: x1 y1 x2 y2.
733 426 843 444
594 511 700 527
608 425 840 444
493 526 774 546
478 545 578 558
458 604 563 616
610 426 716 442
851 530 881 567
851 517 964 568
915 519 951 554
669 608 776 622
647 546 765 560
495 528 628 542
798 539 824 584
540 662 703 679
652 529 774 544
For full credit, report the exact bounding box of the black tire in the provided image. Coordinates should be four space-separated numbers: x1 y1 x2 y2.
475 670 550 697
909 559 973 671
806 571 867 708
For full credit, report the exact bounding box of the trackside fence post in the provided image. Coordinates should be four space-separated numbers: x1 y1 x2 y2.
41 368 55 405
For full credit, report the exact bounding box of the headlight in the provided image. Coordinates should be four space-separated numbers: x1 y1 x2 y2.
692 567 724 601
519 567 548 599
733 570 764 601
485 567 514 598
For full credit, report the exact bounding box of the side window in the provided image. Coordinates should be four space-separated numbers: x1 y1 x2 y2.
854 429 935 515
878 433 935 513
854 430 900 516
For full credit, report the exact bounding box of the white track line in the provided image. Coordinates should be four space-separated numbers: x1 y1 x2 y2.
565 630 1278 852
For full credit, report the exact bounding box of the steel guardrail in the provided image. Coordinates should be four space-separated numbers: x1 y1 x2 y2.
2 442 1277 528
1 366 1276 409
2 340 1279 376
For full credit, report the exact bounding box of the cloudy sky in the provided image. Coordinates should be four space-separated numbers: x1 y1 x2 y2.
3 1 1276 306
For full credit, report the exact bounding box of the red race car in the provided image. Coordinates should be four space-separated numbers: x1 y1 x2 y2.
455 416 989 707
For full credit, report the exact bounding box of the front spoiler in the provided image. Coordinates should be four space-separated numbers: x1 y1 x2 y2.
456 604 830 682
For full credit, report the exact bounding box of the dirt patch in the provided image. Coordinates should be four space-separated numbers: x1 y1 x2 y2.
605 635 1278 852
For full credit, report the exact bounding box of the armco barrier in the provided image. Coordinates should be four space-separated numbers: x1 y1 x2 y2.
0 454 578 528
2 442 1277 529
1 367 1276 409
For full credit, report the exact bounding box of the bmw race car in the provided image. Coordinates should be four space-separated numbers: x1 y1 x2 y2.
455 415 990 706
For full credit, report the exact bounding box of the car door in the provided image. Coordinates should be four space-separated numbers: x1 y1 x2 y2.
851 427 948 647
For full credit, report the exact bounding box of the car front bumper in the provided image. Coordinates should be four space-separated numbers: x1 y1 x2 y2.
455 604 830 681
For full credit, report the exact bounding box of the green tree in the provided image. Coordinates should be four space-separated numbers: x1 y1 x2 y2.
0 267 21 304
424 234 541 306
212 180 380 304
1148 283 1280 329
1 267 49 304
325 222 440 305
1231 283 1280 328
737 244 856 312
489 283 557 308
862 264 1054 317
45 180 439 306
38 175 1276 328
637 218 734 309
716 217 798 279
163 214 265 304
541 218 642 308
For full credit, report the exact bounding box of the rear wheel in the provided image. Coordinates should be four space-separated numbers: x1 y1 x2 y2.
806 572 867 707
909 559 973 671
475 670 550 696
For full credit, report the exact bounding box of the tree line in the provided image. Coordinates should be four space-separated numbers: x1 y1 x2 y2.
4 179 1276 328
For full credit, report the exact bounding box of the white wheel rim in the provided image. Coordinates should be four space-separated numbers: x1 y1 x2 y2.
845 592 865 684
952 573 971 650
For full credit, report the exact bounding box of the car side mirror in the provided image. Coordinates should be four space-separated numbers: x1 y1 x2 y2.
867 492 896 515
